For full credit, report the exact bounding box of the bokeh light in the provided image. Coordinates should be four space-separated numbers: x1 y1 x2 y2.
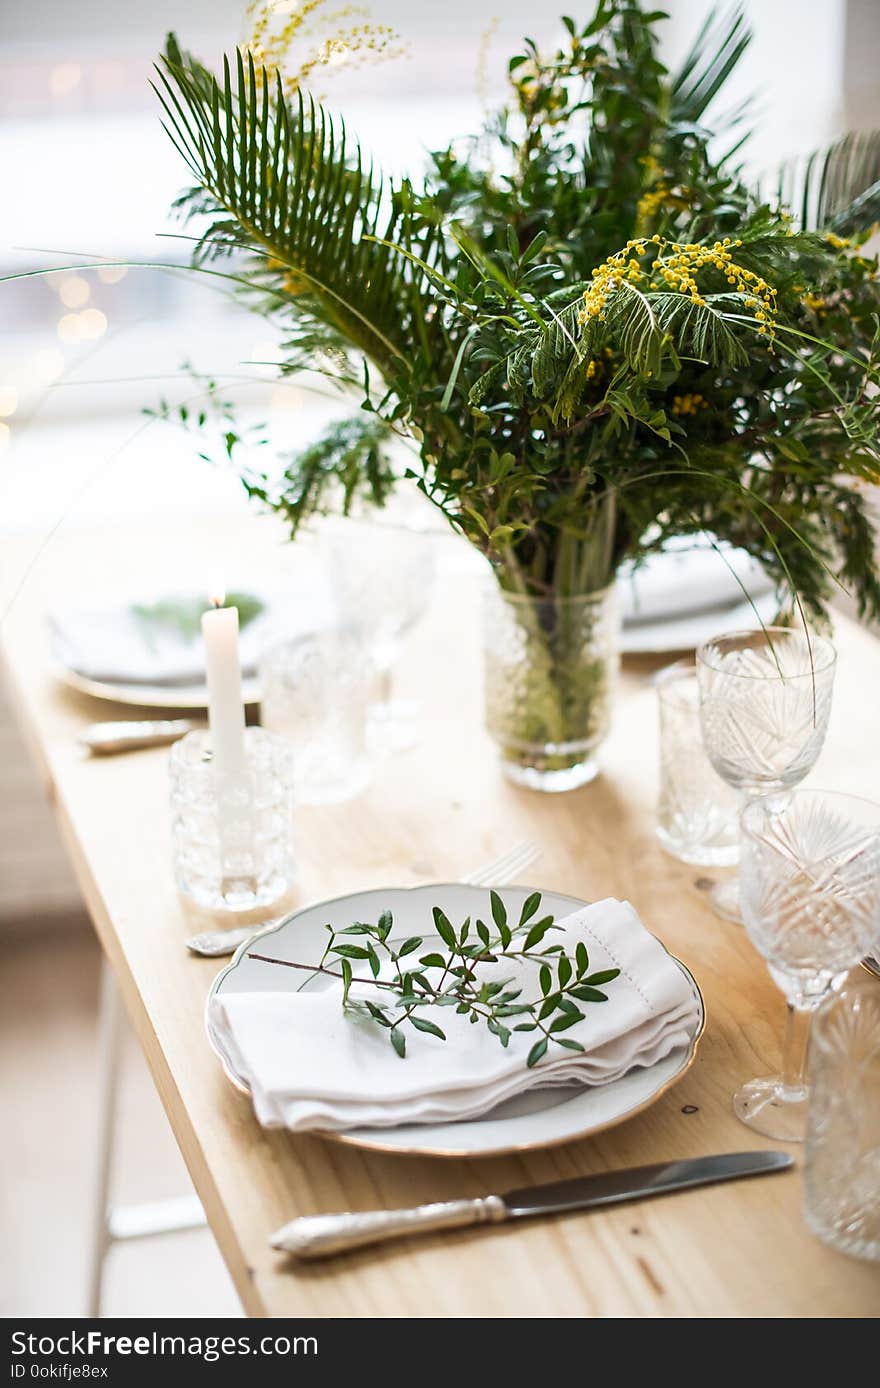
58 276 90 309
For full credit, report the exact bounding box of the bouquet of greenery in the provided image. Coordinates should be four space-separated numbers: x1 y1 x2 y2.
154 1 880 782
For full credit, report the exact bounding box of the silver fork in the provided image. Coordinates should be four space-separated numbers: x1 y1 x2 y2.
185 840 541 957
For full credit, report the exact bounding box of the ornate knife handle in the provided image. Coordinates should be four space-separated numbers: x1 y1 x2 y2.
270 1195 507 1259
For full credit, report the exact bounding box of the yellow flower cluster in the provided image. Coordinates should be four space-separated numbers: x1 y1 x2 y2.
636 186 670 222
246 0 405 97
802 291 826 313
825 232 851 251
671 392 706 416
581 236 778 340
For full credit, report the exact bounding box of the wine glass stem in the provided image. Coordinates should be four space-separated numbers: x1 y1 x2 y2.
780 1001 811 1101
377 664 393 708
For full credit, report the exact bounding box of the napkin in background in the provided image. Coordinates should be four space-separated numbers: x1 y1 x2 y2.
619 539 773 628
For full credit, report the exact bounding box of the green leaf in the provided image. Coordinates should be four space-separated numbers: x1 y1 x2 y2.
554 1037 586 1052
575 942 590 977
377 910 393 940
558 956 573 988
490 890 507 930
340 956 353 1004
581 969 621 987
513 1022 537 1032
550 1012 582 1033
365 1001 392 1027
432 907 457 949
521 231 548 265
418 953 446 969
366 943 381 978
527 1038 548 1068
459 916 470 944
332 944 369 959
523 916 555 951
390 1026 406 1058
395 937 423 958
539 964 552 996
571 986 609 1003
518 892 542 928
338 923 374 935
410 1017 446 1040
476 919 491 947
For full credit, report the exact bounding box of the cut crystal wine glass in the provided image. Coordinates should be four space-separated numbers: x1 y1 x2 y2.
736 790 880 1141
327 509 436 753
805 978 880 1262
695 626 836 920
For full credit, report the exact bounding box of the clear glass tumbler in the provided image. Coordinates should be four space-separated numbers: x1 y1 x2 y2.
696 626 837 920
655 661 738 865
259 625 371 804
169 728 296 911
805 977 880 1262
736 789 880 1141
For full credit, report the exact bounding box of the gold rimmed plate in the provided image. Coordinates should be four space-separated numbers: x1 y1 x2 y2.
206 884 704 1158
53 661 261 711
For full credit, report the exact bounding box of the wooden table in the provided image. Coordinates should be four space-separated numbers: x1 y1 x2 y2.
2 511 879 1318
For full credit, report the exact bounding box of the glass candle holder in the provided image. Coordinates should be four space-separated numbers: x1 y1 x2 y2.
804 978 880 1262
169 728 295 911
655 661 739 866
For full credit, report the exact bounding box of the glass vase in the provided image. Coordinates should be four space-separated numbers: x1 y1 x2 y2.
483 582 618 792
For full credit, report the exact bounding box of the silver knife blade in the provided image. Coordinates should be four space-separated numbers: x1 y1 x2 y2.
502 1150 792 1218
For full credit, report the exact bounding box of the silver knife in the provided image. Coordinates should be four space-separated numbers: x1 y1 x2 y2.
270 1150 793 1259
79 719 201 754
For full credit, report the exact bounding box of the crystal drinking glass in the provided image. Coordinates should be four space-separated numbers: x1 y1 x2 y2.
695 627 836 920
736 790 880 1141
805 977 880 1262
327 511 436 753
655 661 739 865
259 625 372 805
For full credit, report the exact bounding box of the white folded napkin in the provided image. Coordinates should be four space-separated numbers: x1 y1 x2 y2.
210 898 701 1132
619 540 773 627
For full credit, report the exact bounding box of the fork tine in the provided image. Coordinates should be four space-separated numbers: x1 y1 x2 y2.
495 842 540 885
463 842 526 886
465 840 540 887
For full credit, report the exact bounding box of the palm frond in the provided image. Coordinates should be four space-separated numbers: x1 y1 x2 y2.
773 129 880 234
155 35 439 376
669 4 752 127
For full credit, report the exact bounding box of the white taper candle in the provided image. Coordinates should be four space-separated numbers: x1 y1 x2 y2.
201 599 247 779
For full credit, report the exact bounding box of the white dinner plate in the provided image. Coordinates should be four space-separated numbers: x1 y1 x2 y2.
207 883 705 1157
620 590 778 654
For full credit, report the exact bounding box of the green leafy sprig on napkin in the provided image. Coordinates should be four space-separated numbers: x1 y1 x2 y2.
249 892 620 1067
